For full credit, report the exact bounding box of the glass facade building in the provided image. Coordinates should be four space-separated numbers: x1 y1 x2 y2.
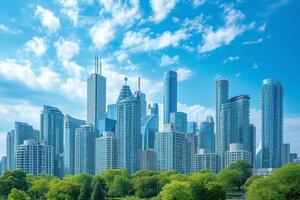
163 71 177 124
107 104 117 120
170 112 187 133
198 116 215 153
141 104 159 150
6 131 15 170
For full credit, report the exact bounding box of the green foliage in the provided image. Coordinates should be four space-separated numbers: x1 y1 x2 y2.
157 171 177 190
46 180 81 200
8 188 31 200
159 181 193 200
217 169 244 191
102 168 130 188
78 181 92 200
91 179 105 200
108 175 132 197
228 160 253 185
244 175 262 189
0 170 28 198
134 175 160 198
170 173 189 182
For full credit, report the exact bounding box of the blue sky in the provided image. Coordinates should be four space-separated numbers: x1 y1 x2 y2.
0 0 300 157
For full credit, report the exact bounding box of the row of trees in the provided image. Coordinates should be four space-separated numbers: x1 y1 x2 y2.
0 161 299 200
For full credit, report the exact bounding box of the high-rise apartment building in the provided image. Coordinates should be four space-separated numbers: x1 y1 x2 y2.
63 115 85 175
170 112 187 133
164 71 177 124
216 78 229 156
16 140 54 176
193 149 220 173
116 78 141 174
261 79 283 168
198 116 215 153
40 105 64 177
74 125 98 175
87 57 106 127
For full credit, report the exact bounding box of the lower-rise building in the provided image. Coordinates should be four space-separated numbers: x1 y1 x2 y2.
193 149 220 173
224 143 251 168
0 156 7 175
16 140 53 175
140 149 156 171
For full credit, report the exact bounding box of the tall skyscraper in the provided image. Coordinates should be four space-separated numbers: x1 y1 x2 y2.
170 112 187 133
87 56 106 127
16 140 54 176
63 115 85 175
107 104 117 120
164 71 177 124
116 78 141 174
219 95 250 156
141 104 159 150
136 77 147 119
95 132 117 174
74 125 98 175
198 116 215 153
186 133 198 173
261 79 283 168
216 78 229 155
6 131 14 170
249 124 256 164
40 105 64 177
187 121 197 134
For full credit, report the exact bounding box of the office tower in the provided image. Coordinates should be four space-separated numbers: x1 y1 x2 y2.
74 125 98 175
95 132 117 174
219 95 250 157
141 104 159 150
187 121 197 134
193 149 221 173
186 133 198 173
98 118 116 135
63 115 85 175
170 112 187 133
289 153 298 162
224 143 251 168
0 156 7 175
163 71 177 124
249 124 256 164
107 104 117 120
198 116 215 153
262 79 283 168
136 77 147 119
281 143 291 166
116 78 141 174
140 149 156 171
40 105 64 177
216 78 229 156
154 124 188 173
255 143 262 168
87 56 106 127
16 140 54 176
6 131 14 170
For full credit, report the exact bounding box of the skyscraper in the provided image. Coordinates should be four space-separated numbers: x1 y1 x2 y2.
198 116 215 153
219 95 250 155
116 78 141 174
261 79 283 168
216 78 229 155
249 124 256 164
281 143 290 166
193 149 220 173
136 77 147 119
164 71 177 124
107 104 117 120
98 118 116 135
74 125 98 175
40 105 64 177
170 112 187 133
0 156 7 175
187 121 197 134
87 56 106 127
6 131 14 170
16 140 54 176
141 104 159 150
63 115 85 175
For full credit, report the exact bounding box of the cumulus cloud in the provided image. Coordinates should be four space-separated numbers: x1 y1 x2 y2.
192 0 206 8
176 67 193 81
149 0 177 23
223 56 240 64
24 37 47 57
57 0 79 26
35 5 60 32
160 54 179 67
0 24 21 34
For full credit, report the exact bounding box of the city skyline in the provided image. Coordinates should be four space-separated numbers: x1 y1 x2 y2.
1 0 300 158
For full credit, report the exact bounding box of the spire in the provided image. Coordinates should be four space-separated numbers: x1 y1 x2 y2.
99 56 102 75
124 77 128 85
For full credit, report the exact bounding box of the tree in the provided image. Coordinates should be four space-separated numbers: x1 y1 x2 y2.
27 176 51 200
108 175 131 197
218 169 244 192
102 168 130 188
159 181 193 200
134 176 159 198
157 171 177 190
205 181 226 200
91 179 105 200
8 188 31 200
78 181 91 200
228 160 253 185
46 180 81 200
0 170 28 198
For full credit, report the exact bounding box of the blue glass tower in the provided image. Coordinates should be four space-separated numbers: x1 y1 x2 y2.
107 104 117 120
198 116 215 153
261 79 283 168
170 112 187 133
163 71 177 124
141 104 159 150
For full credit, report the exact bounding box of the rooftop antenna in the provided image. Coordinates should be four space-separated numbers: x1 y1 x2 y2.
99 56 102 75
94 55 97 74
124 77 128 85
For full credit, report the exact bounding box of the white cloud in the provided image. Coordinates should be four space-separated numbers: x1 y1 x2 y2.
149 0 177 23
160 54 179 66
176 67 193 81
90 20 116 49
178 102 215 123
223 56 240 64
258 23 267 32
243 38 263 45
24 37 47 57
0 24 21 34
115 51 129 62
35 6 60 32
122 29 188 52
199 6 255 53
57 0 79 26
192 0 206 8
